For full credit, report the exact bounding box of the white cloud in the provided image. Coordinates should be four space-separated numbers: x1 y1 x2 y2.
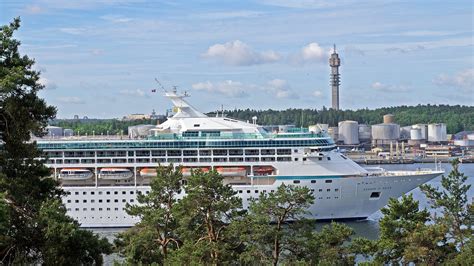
371 81 409 93
38 77 57 90
264 79 299 99
57 96 84 104
90 49 104 56
59 27 87 35
24 5 43 14
193 11 264 20
192 80 250 98
203 40 281 66
312 90 323 97
385 45 425 53
100 15 133 23
290 42 329 64
119 89 147 97
433 68 473 91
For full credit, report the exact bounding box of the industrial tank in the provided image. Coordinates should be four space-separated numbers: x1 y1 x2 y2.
63 128 74 137
358 124 371 142
410 128 423 140
328 127 338 142
412 124 428 140
400 126 412 139
371 123 400 145
383 114 395 124
428 123 447 142
46 126 63 137
338 121 359 145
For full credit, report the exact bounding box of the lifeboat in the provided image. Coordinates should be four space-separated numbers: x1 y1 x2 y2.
215 166 247 177
59 168 93 180
99 168 133 180
181 167 210 177
139 168 157 178
253 166 274 176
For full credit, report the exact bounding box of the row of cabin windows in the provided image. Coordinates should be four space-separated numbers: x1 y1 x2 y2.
68 207 126 212
47 149 293 158
68 198 136 203
52 156 292 164
293 180 334 184
236 188 339 194
70 190 148 196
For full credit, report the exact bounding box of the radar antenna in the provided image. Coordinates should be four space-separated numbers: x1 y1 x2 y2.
154 78 167 93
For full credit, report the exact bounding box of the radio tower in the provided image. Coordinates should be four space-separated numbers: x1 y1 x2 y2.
329 44 341 110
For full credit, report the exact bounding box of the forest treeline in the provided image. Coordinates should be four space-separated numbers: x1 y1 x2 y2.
50 104 473 136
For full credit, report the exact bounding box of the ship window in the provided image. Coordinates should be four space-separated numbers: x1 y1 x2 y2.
99 191 103 195
91 200 95 203
83 208 87 211
327 157 331 160
106 199 110 203
303 158 307 161
114 191 118 195
311 180 316 183
106 191 110 195
318 157 322 161
293 180 300 184
122 199 126 202
271 190 274 193
294 149 298 153
67 208 71 211
99 199 103 203
247 190 251 193
146 191 150 194
99 208 102 211
83 200 87 203
115 208 119 211
122 191 126 195
294 158 298 161
130 191 134 194
91 208 95 211
370 192 381 198
335 188 339 192
325 180 332 183
75 192 79 195
67 200 71 203
238 190 242 193
319 197 323 199
130 199 134 202
193 124 200 127
75 208 79 211
91 191 95 195
75 200 79 203
255 190 259 193
114 199 118 203
107 208 110 211
67 191 71 195
327 189 330 192
83 192 87 195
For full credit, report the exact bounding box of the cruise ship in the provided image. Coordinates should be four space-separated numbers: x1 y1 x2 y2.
37 91 443 227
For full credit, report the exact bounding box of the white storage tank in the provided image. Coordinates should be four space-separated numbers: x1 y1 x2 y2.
338 121 359 145
46 126 63 137
372 123 400 142
428 123 447 142
400 126 412 139
328 127 338 142
358 124 371 142
410 128 423 140
63 128 74 137
412 124 428 140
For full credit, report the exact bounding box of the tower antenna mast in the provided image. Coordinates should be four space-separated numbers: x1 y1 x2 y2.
154 78 167 93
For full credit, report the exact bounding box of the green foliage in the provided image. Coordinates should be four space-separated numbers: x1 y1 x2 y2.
0 18 111 264
225 104 474 133
238 184 314 265
50 118 160 135
115 165 183 264
170 169 244 264
421 159 473 248
374 194 430 264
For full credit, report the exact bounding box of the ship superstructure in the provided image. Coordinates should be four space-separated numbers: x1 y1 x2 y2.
37 91 443 227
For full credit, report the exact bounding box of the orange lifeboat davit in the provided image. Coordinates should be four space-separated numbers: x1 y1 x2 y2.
99 168 133 180
181 167 210 177
59 168 93 180
253 166 274 176
139 168 157 178
215 166 247 177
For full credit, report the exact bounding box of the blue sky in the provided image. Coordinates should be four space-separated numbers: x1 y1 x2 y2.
1 0 473 118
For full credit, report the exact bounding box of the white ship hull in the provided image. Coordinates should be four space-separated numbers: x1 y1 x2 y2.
61 171 440 228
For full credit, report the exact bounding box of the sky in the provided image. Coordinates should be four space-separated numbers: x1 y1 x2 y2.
1 0 473 118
